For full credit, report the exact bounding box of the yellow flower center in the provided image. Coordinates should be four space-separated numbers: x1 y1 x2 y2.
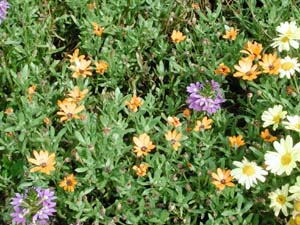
272 114 281 124
295 200 300 212
281 152 292 165
280 36 290 43
242 165 255 176
281 62 294 71
276 194 286 205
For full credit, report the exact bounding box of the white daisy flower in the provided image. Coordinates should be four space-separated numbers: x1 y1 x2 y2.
283 115 300 132
279 56 300 79
269 184 293 217
271 21 300 52
261 105 287 130
264 135 300 176
231 158 268 190
289 176 300 200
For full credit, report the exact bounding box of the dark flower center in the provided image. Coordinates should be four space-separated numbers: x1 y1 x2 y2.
67 112 73 118
220 179 226 184
141 146 147 151
66 179 73 186
40 162 47 168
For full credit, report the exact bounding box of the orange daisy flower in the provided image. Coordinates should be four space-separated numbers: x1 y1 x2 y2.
171 30 186 44
57 99 85 122
88 2 96 10
183 108 191 118
165 130 182 151
27 150 55 175
95 60 109 75
132 163 149 177
222 27 239 40
167 116 182 127
59 174 78 192
229 135 245 148
43 117 51 126
67 86 88 103
194 116 213 131
214 63 231 76
5 107 13 115
240 41 263 60
259 53 281 75
211 168 235 191
92 22 104 36
192 3 200 10
125 95 143 112
233 58 261 81
133 133 155 157
69 58 92 78
260 129 277 142
67 49 85 63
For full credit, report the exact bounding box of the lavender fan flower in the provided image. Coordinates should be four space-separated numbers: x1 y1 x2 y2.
0 0 9 23
186 80 225 114
10 187 56 225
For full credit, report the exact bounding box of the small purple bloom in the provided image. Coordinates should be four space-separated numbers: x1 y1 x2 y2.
10 187 56 225
0 0 9 23
186 80 225 114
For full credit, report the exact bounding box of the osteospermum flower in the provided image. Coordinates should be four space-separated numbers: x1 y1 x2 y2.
264 135 300 176
269 184 293 217
57 99 85 122
167 116 182 127
92 22 104 36
125 95 143 112
133 133 155 157
186 80 225 114
95 60 108 75
165 130 182 151
171 30 186 44
67 86 88 103
259 53 281 75
194 116 213 131
260 129 277 142
67 49 85 63
59 174 78 192
214 63 231 76
0 0 9 24
240 41 263 60
261 105 287 130
233 58 261 81
231 158 267 190
279 56 300 79
211 168 235 191
222 27 239 40
271 21 300 52
283 115 300 132
69 58 92 78
27 150 55 175
10 187 56 225
132 163 149 177
229 135 245 149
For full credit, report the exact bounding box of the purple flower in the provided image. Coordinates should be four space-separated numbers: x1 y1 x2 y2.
186 80 225 114
10 187 56 225
0 0 9 23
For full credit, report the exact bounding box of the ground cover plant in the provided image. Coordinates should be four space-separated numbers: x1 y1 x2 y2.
1 0 300 224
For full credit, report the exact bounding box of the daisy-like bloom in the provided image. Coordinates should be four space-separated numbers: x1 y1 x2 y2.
264 135 300 176
259 53 281 75
271 21 300 52
27 150 55 175
133 133 155 157
279 56 300 79
95 60 109 75
183 108 191 118
171 30 186 44
167 116 182 127
233 58 261 81
67 86 88 103
43 117 51 126
261 105 287 130
67 49 85 63
194 116 213 131
231 158 268 190
92 22 104 36
10 187 56 225
88 2 96 10
240 41 263 60
269 184 293 217
283 115 300 132
165 130 182 151
214 63 231 76
69 58 92 78
125 95 143 112
5 107 13 115
59 174 78 192
132 163 149 177
186 80 225 114
57 99 85 122
28 84 37 103
211 168 235 191
260 128 277 142
192 3 200 10
290 177 300 199
229 135 245 149
0 0 9 24
222 27 239 40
